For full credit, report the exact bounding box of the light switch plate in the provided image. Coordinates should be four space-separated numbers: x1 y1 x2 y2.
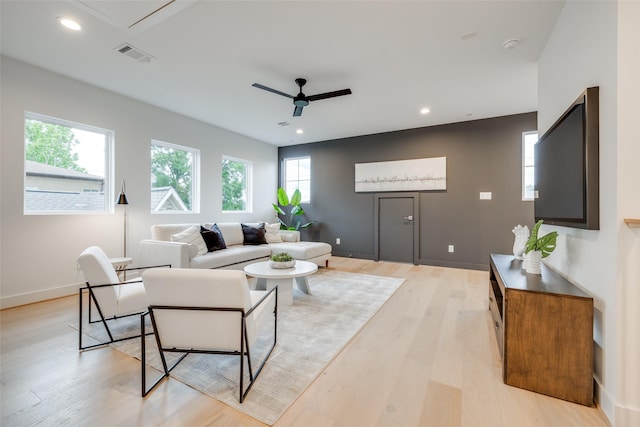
480 192 492 200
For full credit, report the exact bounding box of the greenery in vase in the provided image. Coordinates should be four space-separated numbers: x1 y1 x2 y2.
524 220 558 258
272 187 312 230
270 252 294 262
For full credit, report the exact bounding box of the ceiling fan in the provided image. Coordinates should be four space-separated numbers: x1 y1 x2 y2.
252 78 352 117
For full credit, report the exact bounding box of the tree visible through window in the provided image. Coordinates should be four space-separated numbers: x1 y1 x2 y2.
222 157 251 212
522 131 538 201
24 113 111 214
150 141 198 212
284 157 310 203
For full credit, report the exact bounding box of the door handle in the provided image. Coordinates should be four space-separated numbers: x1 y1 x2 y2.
403 215 413 221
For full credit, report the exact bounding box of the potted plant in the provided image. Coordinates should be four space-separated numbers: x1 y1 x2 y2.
270 252 296 269
272 188 312 230
523 220 558 274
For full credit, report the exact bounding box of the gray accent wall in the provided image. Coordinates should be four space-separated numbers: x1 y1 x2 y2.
279 112 536 270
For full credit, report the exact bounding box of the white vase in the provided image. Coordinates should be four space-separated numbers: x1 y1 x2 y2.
512 225 530 260
524 250 542 274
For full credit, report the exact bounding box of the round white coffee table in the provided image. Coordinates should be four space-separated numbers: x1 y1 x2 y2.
244 260 318 305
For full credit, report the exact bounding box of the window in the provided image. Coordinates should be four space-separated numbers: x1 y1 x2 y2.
522 131 538 201
24 112 112 214
222 156 252 212
150 140 199 213
284 157 310 203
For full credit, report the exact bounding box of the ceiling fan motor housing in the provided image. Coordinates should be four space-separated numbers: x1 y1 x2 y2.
294 95 309 107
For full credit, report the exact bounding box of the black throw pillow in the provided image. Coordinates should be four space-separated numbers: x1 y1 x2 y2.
241 223 267 245
200 224 226 252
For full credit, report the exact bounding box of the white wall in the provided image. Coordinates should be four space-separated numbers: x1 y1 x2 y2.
0 56 278 308
538 1 640 425
616 2 640 425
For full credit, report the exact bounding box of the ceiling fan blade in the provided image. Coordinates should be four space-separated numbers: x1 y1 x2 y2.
252 83 294 99
293 105 304 117
307 88 352 102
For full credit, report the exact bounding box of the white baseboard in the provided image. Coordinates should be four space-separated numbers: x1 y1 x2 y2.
0 283 80 309
595 377 615 425
616 404 640 427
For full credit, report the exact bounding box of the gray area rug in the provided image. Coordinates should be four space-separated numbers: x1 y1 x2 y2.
84 270 404 425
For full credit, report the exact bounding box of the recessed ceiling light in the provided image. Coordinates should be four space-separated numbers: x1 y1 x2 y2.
420 108 430 115
58 17 83 31
503 39 520 49
461 31 479 40
296 129 304 134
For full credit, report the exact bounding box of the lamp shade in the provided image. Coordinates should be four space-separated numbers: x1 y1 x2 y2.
116 192 129 205
116 179 129 205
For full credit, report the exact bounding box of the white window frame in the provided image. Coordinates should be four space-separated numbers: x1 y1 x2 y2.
522 131 538 201
24 112 113 215
222 155 253 213
150 139 200 214
283 156 311 203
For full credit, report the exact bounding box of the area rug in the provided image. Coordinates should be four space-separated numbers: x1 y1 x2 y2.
83 270 404 425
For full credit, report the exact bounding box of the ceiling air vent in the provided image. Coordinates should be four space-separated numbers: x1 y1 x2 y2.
278 122 292 127
114 43 156 63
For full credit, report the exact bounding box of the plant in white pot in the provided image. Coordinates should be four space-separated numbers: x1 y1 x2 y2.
270 252 296 269
523 220 558 274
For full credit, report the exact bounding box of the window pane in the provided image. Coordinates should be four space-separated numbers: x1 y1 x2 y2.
298 157 311 180
222 157 251 212
284 157 311 203
24 114 110 214
285 159 299 181
150 141 196 212
522 131 538 201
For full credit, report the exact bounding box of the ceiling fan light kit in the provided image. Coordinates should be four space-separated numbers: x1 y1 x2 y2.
252 78 352 117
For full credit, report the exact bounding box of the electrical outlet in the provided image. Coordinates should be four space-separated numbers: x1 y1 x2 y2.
480 192 492 200
448 245 454 253
336 238 341 245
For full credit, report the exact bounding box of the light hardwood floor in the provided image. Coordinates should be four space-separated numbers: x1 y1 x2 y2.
1 257 610 426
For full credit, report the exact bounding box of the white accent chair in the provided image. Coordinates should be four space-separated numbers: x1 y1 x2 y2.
141 268 278 402
77 246 163 350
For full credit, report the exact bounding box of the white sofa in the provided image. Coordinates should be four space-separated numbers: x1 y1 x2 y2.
138 222 332 270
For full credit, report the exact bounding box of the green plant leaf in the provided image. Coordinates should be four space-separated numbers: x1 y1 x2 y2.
524 220 557 257
524 220 543 253
290 189 302 206
291 205 304 216
300 221 313 228
272 203 285 215
538 231 558 258
277 187 289 206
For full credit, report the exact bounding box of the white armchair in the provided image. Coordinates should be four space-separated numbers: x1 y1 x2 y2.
77 246 166 350
141 268 278 402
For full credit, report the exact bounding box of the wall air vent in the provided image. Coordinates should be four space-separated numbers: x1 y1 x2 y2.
114 43 156 63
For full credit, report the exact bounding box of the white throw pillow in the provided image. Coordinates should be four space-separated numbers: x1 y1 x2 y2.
263 222 283 243
171 225 207 257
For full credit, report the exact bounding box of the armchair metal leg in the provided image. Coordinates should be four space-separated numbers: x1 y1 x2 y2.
79 286 150 351
141 311 188 397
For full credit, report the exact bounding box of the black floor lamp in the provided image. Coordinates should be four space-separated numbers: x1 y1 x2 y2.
116 180 129 257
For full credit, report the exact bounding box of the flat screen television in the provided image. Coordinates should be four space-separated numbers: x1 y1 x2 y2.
534 86 599 230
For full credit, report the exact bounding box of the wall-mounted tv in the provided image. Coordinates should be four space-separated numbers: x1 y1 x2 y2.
534 86 599 230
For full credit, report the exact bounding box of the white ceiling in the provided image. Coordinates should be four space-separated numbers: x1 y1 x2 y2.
0 0 564 146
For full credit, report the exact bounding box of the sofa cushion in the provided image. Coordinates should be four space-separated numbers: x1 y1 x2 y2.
241 223 267 245
269 241 332 260
171 225 207 256
189 245 271 269
200 225 226 252
211 223 244 246
152 223 199 241
263 222 283 243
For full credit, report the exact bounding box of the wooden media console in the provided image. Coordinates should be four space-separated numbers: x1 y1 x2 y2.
488 253 594 406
